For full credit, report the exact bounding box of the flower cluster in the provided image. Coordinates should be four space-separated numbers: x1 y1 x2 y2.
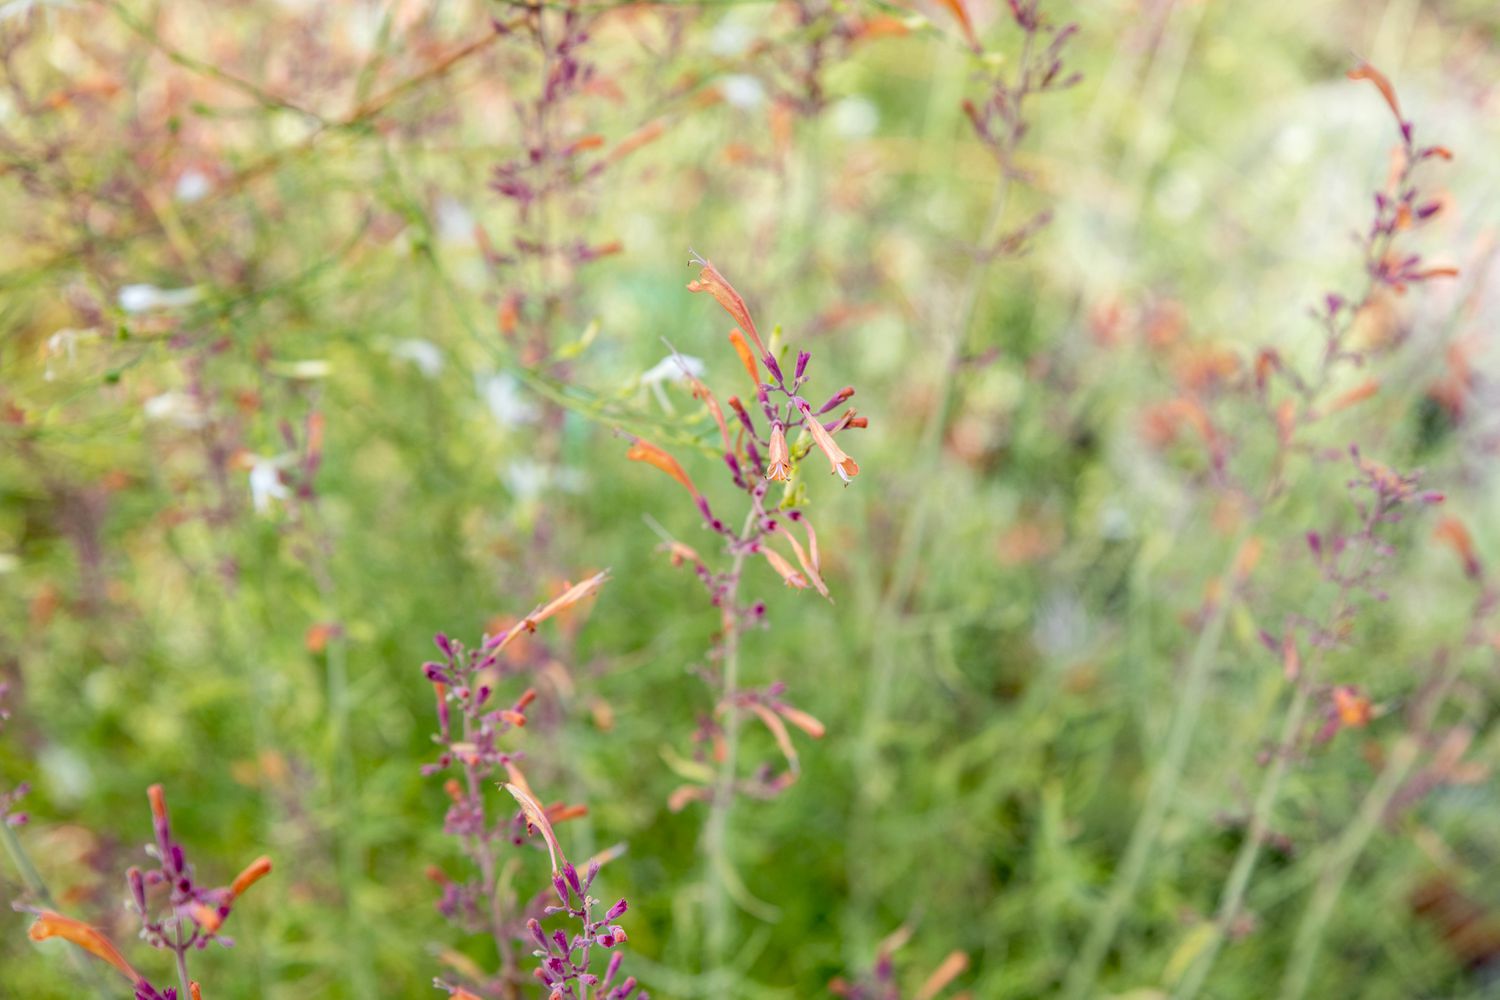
623 255 855 808
422 572 607 995
524 855 644 1000
24 784 272 1000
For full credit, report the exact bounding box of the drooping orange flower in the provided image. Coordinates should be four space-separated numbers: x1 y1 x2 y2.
688 256 767 358
1433 516 1482 580
798 403 860 484
1348 62 1402 123
915 950 971 1000
626 438 700 498
747 702 802 775
530 570 610 628
761 546 809 589
936 0 980 50
28 911 143 983
503 780 563 873
767 422 791 481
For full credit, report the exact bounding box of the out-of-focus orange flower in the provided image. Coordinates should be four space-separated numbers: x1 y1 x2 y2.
28 911 143 983
1433 516 1482 580
626 438 700 497
915 950 970 1000
935 0 979 49
230 855 273 898
1333 686 1373 728
1348 62 1402 122
761 546 808 589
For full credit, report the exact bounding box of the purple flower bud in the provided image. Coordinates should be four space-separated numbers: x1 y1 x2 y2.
553 873 569 905
553 929 570 952
1306 532 1322 557
816 386 854 415
128 867 147 912
433 633 453 657
763 352 783 384
606 898 628 920
794 351 810 381
563 862 582 895
528 918 550 951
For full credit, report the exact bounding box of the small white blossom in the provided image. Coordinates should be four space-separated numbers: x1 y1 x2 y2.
480 373 539 426
246 454 292 514
143 391 207 429
387 339 445 378
118 284 202 313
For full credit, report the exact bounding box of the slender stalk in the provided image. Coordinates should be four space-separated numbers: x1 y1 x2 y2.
701 507 760 988
173 924 193 999
1174 530 1380 999
1278 643 1475 1000
1063 536 1245 998
1172 681 1313 1000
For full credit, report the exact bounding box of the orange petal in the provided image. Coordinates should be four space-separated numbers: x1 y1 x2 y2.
1348 62 1402 122
530 570 610 627
747 702 800 774
28 911 143 983
761 546 809 589
688 258 766 357
728 329 760 391
626 439 700 498
936 0 979 48
503 782 563 873
915 951 970 1000
230 855 273 898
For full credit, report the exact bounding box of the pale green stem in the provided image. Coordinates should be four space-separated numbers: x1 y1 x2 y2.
1172 681 1313 1000
1278 647 1469 1000
1063 535 1245 999
701 507 760 991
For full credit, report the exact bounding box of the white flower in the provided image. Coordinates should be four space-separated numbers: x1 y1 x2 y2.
831 97 879 138
174 169 212 203
118 284 202 313
640 353 705 387
143 391 206 429
387 338 445 378
720 74 766 110
246 454 292 514
435 197 476 245
479 373 539 426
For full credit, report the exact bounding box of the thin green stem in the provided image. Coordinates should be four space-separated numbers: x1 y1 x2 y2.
1278 645 1472 1000
701 507 760 991
1063 534 1246 999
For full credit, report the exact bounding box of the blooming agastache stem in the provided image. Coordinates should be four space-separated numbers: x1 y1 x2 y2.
622 253 853 976
423 572 606 997
519 842 646 1000
17 785 271 999
1063 61 1463 999
853 0 1078 965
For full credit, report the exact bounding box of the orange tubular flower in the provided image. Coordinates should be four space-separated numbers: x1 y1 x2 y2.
626 438 700 498
767 422 791 481
687 256 767 358
230 855 274 898
761 546 809 589
798 403 860 484
530 570 610 628
28 911 144 983
727 329 760 391
1347 62 1402 122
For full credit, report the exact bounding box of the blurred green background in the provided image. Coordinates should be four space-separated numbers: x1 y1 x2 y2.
2 0 1499 997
